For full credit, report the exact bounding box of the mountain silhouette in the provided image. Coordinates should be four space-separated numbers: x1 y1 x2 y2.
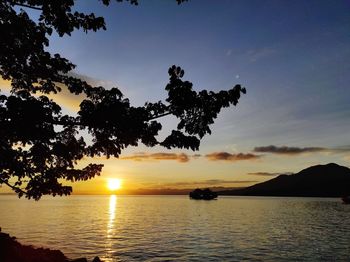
219 163 350 197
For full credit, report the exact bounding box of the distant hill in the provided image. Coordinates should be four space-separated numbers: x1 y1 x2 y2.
218 163 350 197
115 187 242 195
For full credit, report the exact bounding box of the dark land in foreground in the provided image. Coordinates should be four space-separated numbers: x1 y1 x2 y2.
0 232 102 262
218 163 350 197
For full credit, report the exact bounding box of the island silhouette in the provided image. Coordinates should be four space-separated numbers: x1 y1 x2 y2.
218 163 350 197
189 188 218 200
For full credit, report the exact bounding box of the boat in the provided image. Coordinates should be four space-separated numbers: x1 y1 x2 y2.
189 188 218 200
341 196 350 204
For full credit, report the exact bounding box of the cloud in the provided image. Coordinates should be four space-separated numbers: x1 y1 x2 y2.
253 145 327 155
89 151 262 163
226 49 232 56
205 152 261 161
121 152 190 163
48 83 84 112
0 77 81 112
0 78 11 93
204 179 256 184
247 47 276 62
48 72 117 112
248 172 293 176
1 72 116 113
68 72 115 89
253 145 350 156
334 146 350 153
144 179 257 188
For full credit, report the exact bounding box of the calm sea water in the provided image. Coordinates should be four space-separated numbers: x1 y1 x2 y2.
0 195 349 261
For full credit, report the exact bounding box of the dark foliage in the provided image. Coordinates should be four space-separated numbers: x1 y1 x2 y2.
0 0 246 199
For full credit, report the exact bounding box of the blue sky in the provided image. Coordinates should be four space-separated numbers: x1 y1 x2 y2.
2 0 350 193
48 0 350 145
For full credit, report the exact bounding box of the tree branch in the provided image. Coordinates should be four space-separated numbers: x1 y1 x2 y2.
50 119 81 127
0 177 27 195
49 109 174 127
147 111 172 121
10 1 43 11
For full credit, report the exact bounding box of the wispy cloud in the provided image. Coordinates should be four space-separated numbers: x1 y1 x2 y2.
0 78 81 112
247 47 276 62
254 145 326 155
0 78 11 92
248 172 293 176
1 72 116 113
205 152 261 161
334 146 350 153
343 155 350 162
192 154 201 159
253 145 350 155
144 179 257 188
204 179 257 184
49 72 117 112
48 83 84 112
121 152 191 163
68 72 115 89
91 151 262 163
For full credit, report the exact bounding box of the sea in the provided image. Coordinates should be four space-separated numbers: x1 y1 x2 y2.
0 195 349 261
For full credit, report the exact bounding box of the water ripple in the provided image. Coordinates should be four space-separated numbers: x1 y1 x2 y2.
0 195 349 261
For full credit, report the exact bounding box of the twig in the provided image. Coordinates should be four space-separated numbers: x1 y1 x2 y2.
0 178 27 195
10 1 42 11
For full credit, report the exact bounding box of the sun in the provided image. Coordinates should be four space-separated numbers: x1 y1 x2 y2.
107 178 122 191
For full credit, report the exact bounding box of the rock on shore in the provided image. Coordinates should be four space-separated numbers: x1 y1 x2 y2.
0 232 102 262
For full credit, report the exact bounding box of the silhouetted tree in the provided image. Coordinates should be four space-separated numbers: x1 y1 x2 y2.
0 0 246 199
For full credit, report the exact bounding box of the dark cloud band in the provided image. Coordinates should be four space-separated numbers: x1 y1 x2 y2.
205 152 261 161
253 145 326 155
121 152 190 163
248 172 293 176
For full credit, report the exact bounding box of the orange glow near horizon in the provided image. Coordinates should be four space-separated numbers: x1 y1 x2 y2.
107 178 122 192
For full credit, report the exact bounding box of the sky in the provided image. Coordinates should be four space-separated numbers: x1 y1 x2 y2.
1 0 350 195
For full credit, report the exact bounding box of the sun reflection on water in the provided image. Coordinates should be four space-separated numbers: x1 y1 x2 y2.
104 195 118 261
107 195 117 236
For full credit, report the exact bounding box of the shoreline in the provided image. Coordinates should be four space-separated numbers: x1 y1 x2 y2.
0 231 102 262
